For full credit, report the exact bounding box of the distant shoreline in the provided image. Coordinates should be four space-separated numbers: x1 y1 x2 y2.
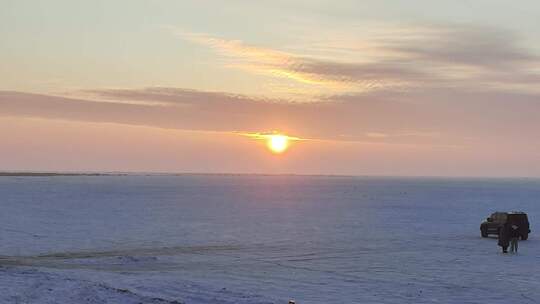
0 172 538 180
0 172 125 177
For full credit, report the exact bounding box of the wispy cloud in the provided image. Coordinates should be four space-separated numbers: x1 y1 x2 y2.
366 131 439 139
237 132 305 141
83 87 278 106
174 25 540 95
176 30 355 90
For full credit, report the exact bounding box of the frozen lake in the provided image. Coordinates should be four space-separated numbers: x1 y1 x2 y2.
1 175 539 303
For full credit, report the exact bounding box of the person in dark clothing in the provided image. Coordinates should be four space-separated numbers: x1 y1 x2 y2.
509 224 520 253
498 223 510 253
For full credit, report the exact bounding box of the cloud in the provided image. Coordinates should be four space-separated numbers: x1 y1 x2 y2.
176 25 540 95
0 90 283 133
381 25 538 69
83 87 278 106
177 31 357 89
177 30 423 91
237 132 305 141
2 87 540 151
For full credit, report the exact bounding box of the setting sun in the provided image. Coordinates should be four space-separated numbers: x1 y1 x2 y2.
238 132 301 154
267 135 289 153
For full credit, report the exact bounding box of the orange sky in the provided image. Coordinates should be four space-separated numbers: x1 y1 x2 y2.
1 1 540 176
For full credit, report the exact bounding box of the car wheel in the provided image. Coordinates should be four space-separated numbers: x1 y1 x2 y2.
481 230 488 238
521 234 528 240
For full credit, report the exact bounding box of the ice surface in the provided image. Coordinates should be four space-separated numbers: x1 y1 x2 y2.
1 175 539 303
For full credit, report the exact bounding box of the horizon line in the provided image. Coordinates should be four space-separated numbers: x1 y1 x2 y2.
1 171 539 180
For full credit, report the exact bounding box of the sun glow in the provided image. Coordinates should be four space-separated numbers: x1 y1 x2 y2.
267 134 289 153
238 132 301 154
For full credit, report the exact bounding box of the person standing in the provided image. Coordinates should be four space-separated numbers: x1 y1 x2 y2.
509 224 520 253
498 223 510 253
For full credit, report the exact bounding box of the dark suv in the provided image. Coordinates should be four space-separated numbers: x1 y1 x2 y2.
480 211 530 240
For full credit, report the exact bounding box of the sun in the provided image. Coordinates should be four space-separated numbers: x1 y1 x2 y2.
267 134 289 154
239 132 298 154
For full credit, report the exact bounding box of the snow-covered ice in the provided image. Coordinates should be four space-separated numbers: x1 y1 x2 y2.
1 175 539 303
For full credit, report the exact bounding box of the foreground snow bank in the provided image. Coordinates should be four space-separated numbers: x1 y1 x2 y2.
0 265 278 304
0 267 184 304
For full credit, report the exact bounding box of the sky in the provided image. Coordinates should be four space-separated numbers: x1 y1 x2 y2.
1 0 540 176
